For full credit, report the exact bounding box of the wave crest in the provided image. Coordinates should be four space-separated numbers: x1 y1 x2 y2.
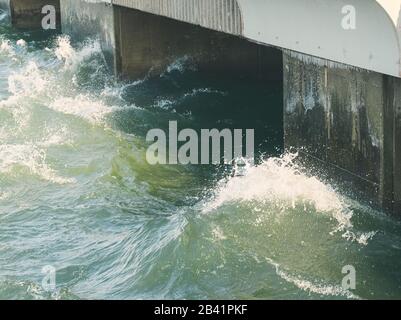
203 153 376 244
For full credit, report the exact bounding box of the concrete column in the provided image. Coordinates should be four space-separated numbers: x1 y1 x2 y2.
383 76 401 214
395 79 401 213
0 0 60 29
60 0 117 74
284 51 400 215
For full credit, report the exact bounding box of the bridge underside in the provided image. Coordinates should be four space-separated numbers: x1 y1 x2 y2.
114 6 282 81
61 1 281 82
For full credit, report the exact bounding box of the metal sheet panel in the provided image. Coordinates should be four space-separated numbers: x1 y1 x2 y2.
108 0 401 77
112 0 243 35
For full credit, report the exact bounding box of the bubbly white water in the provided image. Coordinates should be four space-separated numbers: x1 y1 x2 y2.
0 144 74 184
203 153 376 246
265 258 360 299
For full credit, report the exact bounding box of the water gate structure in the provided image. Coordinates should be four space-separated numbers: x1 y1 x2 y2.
1 0 401 214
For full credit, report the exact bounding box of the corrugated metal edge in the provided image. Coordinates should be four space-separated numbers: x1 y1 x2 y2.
111 0 243 35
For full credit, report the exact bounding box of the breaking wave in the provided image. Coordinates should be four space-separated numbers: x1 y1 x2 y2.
0 144 74 184
203 153 377 246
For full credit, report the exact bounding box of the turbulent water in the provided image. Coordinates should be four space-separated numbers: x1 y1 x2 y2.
1 12 401 300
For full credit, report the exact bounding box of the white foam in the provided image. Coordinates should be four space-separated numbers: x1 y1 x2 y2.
8 61 48 96
101 78 147 101
49 95 113 124
38 126 74 148
265 258 360 299
16 39 27 47
0 39 15 57
202 154 375 242
154 99 173 109
0 144 74 184
204 153 353 228
0 191 10 201
54 36 101 71
162 55 196 76
182 88 227 99
212 226 227 241
342 230 378 246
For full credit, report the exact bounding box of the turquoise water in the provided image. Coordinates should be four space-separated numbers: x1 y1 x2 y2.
1 12 401 300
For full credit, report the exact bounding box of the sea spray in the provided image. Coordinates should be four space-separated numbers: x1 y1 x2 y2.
0 144 74 184
203 153 376 244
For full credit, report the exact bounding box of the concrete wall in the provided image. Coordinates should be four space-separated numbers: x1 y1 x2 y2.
61 1 282 81
384 76 401 213
396 80 401 213
113 0 243 36
114 6 282 80
9 0 60 29
60 0 117 74
284 51 401 214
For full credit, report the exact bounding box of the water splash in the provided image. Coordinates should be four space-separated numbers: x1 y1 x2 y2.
54 36 101 70
182 88 228 99
49 95 115 124
8 61 48 96
0 38 15 57
203 153 376 244
164 55 196 75
0 144 74 184
16 39 26 47
265 258 360 299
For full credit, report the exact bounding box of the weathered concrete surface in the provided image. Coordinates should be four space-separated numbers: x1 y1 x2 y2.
61 1 282 81
113 0 243 36
8 0 60 29
114 6 281 80
60 0 117 74
395 79 401 213
384 76 401 213
284 51 401 214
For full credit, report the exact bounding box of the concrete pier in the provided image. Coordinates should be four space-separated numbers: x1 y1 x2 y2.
283 52 401 212
60 0 117 74
385 76 401 213
0 0 60 29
